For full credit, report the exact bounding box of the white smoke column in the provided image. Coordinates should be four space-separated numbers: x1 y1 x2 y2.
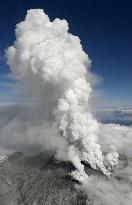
104 145 119 171
6 9 110 180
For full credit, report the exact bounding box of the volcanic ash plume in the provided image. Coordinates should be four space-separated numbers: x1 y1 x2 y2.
7 9 110 180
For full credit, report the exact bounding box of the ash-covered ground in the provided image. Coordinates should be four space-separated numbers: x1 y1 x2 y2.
0 152 131 205
0 152 87 205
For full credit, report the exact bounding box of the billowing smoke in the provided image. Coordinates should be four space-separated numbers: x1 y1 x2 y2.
6 9 111 180
1 9 132 204
77 172 132 205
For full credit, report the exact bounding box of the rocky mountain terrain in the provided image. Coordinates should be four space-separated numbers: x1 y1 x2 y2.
0 152 88 205
0 152 129 205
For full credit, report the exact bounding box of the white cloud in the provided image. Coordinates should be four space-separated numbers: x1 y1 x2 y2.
99 123 132 157
78 173 132 205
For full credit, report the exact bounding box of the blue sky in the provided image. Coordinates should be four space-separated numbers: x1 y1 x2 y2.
0 0 132 106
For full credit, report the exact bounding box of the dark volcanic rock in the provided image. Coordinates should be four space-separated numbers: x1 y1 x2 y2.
0 152 87 205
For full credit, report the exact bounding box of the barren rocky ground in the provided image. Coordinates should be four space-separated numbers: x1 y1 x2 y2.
0 152 88 205
0 152 129 205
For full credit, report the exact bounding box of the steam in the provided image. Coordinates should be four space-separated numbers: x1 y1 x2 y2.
6 9 110 180
78 173 132 205
99 123 132 157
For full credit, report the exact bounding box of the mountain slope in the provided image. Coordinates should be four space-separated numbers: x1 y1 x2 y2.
0 152 87 205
